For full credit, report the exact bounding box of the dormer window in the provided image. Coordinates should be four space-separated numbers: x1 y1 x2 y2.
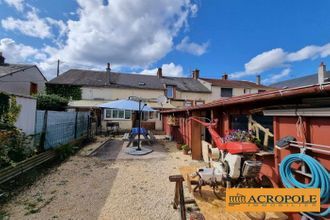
166 85 174 98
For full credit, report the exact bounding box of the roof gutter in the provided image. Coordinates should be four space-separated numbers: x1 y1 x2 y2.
161 83 330 114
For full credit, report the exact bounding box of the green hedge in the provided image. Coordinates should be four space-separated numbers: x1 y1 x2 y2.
46 84 82 100
36 93 68 111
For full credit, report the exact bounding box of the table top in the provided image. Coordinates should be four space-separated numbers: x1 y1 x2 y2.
131 127 147 135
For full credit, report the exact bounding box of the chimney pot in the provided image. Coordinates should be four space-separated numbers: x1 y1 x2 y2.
318 62 326 84
106 62 111 84
256 75 261 85
157 67 162 78
106 62 111 72
222 73 228 80
0 52 5 65
192 69 200 79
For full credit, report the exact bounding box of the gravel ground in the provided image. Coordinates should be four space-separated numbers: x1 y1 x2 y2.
1 139 205 220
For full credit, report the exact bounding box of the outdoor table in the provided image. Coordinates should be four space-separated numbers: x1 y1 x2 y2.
131 127 148 136
125 127 152 147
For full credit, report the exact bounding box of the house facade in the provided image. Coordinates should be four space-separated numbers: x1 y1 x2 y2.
47 65 271 131
199 74 269 101
0 53 47 96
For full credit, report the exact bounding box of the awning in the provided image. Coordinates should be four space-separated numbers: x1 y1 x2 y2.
146 101 176 109
68 100 109 108
68 99 175 110
98 99 155 111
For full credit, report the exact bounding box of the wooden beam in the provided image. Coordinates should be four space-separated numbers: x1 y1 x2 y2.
191 111 202 160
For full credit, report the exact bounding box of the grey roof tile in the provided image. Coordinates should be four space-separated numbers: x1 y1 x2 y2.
270 72 330 88
0 64 35 78
201 78 270 89
48 69 211 92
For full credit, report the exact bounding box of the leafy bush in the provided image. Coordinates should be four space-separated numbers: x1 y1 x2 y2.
36 93 68 111
181 144 190 151
0 94 32 168
46 84 82 100
0 124 35 168
0 93 21 125
54 144 77 160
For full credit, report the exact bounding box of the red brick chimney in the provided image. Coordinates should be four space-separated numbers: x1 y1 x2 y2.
157 67 162 78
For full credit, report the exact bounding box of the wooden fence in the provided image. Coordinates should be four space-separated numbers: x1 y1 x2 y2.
0 151 56 184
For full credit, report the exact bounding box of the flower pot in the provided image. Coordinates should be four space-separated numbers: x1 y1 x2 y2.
183 149 189 155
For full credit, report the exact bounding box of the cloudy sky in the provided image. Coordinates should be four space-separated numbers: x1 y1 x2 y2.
0 0 330 84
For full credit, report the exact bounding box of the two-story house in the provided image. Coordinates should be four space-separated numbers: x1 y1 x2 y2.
47 64 271 131
199 74 270 101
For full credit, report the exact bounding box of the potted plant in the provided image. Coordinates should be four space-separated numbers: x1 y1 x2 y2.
181 144 190 155
176 142 183 150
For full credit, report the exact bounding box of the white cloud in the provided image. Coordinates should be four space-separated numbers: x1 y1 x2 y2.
262 68 291 85
287 43 330 61
1 10 66 39
0 38 65 79
176 36 209 56
244 48 287 74
3 0 24 11
190 4 198 17
1 0 198 79
138 63 184 77
230 43 330 79
0 38 46 63
50 0 197 69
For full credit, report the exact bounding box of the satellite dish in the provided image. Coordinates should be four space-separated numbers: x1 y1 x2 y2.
157 95 168 107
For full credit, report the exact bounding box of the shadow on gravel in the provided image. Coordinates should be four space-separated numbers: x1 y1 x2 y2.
92 139 124 160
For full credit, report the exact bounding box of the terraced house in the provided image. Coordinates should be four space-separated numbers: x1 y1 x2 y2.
47 64 271 131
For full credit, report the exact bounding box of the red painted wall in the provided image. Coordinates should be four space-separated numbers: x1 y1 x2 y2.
163 112 330 220
259 116 330 220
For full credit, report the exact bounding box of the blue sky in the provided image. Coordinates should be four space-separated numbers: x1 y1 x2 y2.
1 0 330 84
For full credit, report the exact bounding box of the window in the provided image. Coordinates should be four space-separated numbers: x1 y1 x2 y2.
142 111 149 121
106 110 111 118
125 110 131 119
104 109 131 119
149 111 154 119
184 100 193 107
30 82 38 95
166 86 174 98
112 109 119 118
195 100 204 106
244 88 251 94
258 90 266 93
221 88 233 97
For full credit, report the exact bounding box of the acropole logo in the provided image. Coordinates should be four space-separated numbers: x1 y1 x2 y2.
226 188 320 212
